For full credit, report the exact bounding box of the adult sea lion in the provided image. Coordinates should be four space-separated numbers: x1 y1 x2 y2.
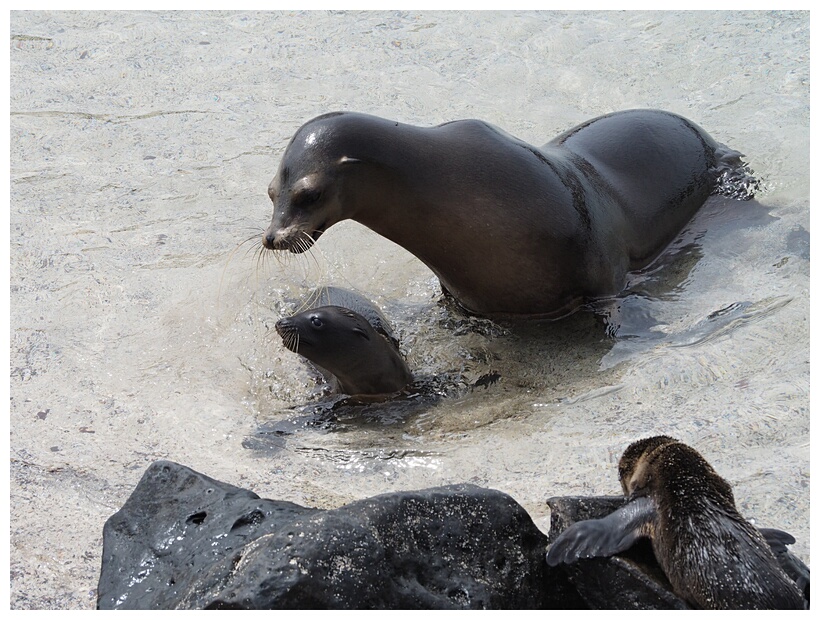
275 286 413 397
545 436 806 610
262 110 756 318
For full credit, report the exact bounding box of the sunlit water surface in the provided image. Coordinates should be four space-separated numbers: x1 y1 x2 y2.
9 10 809 608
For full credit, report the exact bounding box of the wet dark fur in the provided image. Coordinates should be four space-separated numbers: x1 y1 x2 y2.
547 436 805 610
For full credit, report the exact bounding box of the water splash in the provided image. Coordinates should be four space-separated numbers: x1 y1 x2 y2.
712 144 762 201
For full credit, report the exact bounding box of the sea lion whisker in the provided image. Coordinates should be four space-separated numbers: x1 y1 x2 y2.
292 233 306 255
216 231 266 313
285 329 299 353
241 230 264 244
274 231 327 283
298 231 314 254
247 244 262 264
268 242 293 269
225 232 264 269
254 245 268 276
252 239 279 282
242 237 265 260
300 232 326 274
296 288 322 314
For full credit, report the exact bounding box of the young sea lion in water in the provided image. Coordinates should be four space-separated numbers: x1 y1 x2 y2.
546 436 806 609
275 287 413 398
262 110 757 318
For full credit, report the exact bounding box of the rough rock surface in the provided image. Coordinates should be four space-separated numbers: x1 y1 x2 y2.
97 461 808 610
97 461 583 609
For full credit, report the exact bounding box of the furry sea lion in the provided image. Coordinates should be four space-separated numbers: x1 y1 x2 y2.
262 110 756 318
545 436 806 609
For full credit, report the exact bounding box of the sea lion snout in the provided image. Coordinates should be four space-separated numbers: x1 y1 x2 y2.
263 224 317 253
264 166 336 253
274 317 290 335
275 317 301 352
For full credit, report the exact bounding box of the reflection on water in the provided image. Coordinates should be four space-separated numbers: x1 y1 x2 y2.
601 296 793 370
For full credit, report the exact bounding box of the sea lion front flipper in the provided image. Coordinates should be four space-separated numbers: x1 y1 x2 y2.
546 496 655 567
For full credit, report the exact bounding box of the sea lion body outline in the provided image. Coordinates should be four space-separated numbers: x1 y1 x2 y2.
263 110 751 318
546 436 806 610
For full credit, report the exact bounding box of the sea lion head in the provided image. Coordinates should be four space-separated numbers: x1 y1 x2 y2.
618 435 678 496
275 303 412 396
275 305 378 373
263 112 366 253
618 435 736 510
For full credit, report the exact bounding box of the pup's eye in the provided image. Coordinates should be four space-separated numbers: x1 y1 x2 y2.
310 316 323 328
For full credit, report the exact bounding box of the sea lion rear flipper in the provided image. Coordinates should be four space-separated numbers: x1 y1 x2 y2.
759 527 796 551
759 527 810 604
546 496 655 566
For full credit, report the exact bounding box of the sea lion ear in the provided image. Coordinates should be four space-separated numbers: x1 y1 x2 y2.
352 326 370 340
339 156 362 165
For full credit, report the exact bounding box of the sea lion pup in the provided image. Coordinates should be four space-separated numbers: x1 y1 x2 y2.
275 286 413 398
546 436 806 610
262 110 757 318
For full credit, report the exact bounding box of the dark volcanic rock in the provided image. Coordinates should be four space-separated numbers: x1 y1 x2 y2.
97 461 584 609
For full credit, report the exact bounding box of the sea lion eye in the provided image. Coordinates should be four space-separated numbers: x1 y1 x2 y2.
292 188 323 207
310 316 323 328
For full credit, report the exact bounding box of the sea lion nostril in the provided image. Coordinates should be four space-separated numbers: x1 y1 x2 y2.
264 228 316 254
262 231 277 250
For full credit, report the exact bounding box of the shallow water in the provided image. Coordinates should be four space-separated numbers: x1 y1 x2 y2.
9 10 809 609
